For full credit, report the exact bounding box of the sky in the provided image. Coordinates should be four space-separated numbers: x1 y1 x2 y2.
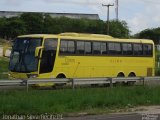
0 0 160 34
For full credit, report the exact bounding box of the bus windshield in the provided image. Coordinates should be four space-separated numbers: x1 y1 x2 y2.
9 38 42 73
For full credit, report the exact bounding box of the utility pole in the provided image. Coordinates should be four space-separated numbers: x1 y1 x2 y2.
115 0 119 21
102 3 114 35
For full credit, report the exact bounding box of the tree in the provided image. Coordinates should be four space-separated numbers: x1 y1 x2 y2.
0 17 7 38
0 13 130 39
135 28 160 44
108 20 130 38
20 13 44 34
43 14 55 34
3 17 26 40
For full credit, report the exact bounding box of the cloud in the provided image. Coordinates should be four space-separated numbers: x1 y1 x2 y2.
5 0 19 5
127 14 149 34
118 0 160 34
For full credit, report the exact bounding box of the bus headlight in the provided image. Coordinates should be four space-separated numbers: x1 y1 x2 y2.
27 74 38 78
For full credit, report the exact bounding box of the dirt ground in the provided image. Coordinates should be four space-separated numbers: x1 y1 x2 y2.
64 106 160 120
107 106 160 116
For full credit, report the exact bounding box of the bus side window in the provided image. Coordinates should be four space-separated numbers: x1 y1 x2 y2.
60 40 68 54
44 39 57 51
60 40 75 54
101 42 107 55
115 43 122 55
122 43 133 55
68 41 75 54
143 44 153 56
133 44 143 55
77 41 85 54
108 43 114 54
108 42 122 55
93 42 101 55
85 42 92 55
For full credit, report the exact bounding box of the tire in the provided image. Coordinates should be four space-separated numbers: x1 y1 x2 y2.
56 74 66 78
128 72 136 85
117 72 125 77
115 72 125 86
128 72 136 77
53 74 66 89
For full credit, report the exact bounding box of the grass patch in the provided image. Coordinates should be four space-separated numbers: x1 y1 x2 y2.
155 50 160 76
0 57 9 79
0 86 160 116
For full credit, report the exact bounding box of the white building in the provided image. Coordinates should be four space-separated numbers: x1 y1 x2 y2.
0 11 100 20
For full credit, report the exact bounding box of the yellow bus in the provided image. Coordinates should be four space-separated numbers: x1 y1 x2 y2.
9 33 155 79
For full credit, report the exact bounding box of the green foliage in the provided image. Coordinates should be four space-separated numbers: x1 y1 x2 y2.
20 13 44 34
0 17 26 39
0 86 160 115
135 27 160 44
0 13 130 40
0 57 9 79
0 17 7 38
108 20 130 38
42 16 129 38
155 50 160 76
5 17 26 39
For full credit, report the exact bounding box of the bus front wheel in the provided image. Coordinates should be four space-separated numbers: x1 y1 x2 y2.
56 74 66 78
53 74 66 89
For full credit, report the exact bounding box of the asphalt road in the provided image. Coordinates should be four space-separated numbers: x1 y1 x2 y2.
64 113 160 120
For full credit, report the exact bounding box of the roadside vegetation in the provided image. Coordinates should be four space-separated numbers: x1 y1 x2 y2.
0 86 160 116
0 38 11 79
0 13 130 40
155 49 160 76
0 57 9 79
134 27 160 44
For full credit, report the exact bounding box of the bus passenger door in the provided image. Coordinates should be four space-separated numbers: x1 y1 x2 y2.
40 38 58 74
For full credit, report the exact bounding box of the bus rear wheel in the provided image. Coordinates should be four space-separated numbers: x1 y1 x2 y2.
128 72 136 85
117 72 125 77
115 72 125 86
128 72 136 77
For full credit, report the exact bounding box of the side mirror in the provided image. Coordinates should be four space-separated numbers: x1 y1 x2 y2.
35 46 43 57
